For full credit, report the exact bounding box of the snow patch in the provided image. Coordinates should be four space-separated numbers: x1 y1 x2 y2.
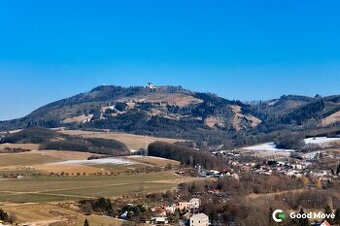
304 137 340 145
54 157 133 166
243 142 294 152
128 155 172 160
243 137 339 153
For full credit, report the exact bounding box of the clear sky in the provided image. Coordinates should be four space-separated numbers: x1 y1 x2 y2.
0 0 339 120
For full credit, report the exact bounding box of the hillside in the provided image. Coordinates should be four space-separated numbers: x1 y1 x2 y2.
250 95 340 133
0 85 260 140
0 85 339 145
0 127 130 155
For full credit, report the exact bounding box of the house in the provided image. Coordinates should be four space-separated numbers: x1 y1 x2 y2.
231 173 240 180
178 198 201 211
147 82 156 89
165 204 177 214
190 213 209 226
178 202 191 211
189 198 200 209
151 217 168 224
321 220 331 226
151 206 167 216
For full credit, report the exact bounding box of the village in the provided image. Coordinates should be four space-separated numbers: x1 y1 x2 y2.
121 198 208 226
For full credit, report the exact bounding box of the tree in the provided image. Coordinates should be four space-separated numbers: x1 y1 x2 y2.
0 208 9 222
334 208 340 224
336 164 340 175
300 175 309 187
274 133 305 150
84 219 89 226
324 205 332 215
268 207 275 226
324 205 333 223
315 178 322 189
298 208 309 226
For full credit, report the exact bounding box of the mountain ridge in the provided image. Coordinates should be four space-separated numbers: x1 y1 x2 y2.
1 84 339 144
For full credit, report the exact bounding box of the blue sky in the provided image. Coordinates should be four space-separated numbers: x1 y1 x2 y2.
0 0 340 120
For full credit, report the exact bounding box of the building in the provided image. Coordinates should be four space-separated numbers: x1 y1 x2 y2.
151 217 168 224
165 204 177 214
177 198 201 211
147 82 156 89
321 220 331 226
190 213 209 226
189 198 200 209
178 202 191 211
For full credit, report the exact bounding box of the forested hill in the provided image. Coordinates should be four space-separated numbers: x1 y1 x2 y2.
0 85 339 144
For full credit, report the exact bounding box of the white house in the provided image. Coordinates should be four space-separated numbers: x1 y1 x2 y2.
190 213 209 226
151 217 168 224
189 198 200 209
165 204 177 214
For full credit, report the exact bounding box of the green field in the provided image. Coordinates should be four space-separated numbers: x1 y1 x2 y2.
0 152 62 167
0 172 179 203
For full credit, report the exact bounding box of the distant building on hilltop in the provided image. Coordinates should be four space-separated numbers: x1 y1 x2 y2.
146 82 156 89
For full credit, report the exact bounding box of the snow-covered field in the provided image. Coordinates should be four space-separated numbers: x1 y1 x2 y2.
128 155 171 160
243 142 294 152
304 137 340 145
243 137 340 154
55 157 133 166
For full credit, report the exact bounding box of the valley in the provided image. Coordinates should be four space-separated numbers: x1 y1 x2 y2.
0 86 339 226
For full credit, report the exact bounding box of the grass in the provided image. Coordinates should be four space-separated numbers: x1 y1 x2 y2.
35 150 99 160
125 156 180 167
1 203 131 226
0 152 62 167
35 163 107 175
0 172 179 203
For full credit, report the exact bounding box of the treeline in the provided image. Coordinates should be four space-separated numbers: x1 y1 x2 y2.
41 137 129 155
1 127 129 155
80 197 116 216
179 173 304 197
148 142 222 169
0 147 30 153
274 132 305 150
79 197 153 224
0 127 58 144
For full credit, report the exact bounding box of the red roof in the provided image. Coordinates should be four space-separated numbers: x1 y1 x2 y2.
321 220 331 226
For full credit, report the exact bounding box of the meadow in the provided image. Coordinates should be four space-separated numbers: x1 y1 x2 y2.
0 140 186 225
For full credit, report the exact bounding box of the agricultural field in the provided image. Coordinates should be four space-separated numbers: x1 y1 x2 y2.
0 150 184 203
125 155 180 167
59 129 182 150
0 151 187 226
0 172 180 203
1 203 135 226
0 134 190 225
0 152 62 168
